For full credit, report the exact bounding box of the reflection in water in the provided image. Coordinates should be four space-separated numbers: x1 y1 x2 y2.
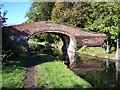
71 54 120 88
102 59 109 72
116 61 120 83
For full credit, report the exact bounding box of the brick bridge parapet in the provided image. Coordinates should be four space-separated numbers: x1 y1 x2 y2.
3 21 108 66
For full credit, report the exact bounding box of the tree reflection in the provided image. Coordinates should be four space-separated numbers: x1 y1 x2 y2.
115 61 120 83
72 56 120 88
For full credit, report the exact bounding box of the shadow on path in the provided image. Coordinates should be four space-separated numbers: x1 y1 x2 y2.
23 52 36 89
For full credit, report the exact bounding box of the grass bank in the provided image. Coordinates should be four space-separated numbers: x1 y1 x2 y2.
2 51 29 88
35 54 92 89
77 46 115 57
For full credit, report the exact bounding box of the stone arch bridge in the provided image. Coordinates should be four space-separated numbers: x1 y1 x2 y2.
3 21 108 66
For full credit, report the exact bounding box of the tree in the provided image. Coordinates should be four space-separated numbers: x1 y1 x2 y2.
1 4 7 58
51 2 91 28
51 2 74 23
85 2 119 40
51 2 119 39
26 2 62 54
26 2 120 54
0 4 7 26
26 2 55 23
84 2 120 53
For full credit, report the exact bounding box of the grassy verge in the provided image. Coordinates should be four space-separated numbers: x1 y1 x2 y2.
35 54 92 88
2 51 29 88
77 46 115 57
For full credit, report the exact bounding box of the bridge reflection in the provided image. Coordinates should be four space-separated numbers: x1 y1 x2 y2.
70 54 120 87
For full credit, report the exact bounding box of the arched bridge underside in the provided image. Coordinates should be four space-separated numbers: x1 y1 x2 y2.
3 21 77 66
3 21 108 66
28 30 75 66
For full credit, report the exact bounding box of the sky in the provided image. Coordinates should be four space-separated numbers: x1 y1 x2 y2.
1 2 32 26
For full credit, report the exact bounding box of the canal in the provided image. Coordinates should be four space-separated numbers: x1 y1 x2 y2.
70 54 120 88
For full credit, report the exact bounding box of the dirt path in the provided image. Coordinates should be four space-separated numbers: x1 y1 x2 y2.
23 52 36 89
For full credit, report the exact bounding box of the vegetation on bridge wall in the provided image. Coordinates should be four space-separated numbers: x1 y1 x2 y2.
26 2 120 40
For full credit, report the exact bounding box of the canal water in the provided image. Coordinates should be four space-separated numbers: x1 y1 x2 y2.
70 54 120 88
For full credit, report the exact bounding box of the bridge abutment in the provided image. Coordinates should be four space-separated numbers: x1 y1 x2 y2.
67 37 75 66
61 35 70 66
61 35 75 67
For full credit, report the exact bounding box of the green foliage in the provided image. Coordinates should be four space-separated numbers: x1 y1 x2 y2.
26 2 55 22
26 2 120 39
0 4 7 26
85 2 119 39
28 38 38 51
51 2 119 39
78 45 88 52
26 2 120 46
51 2 74 23
74 53 96 62
28 33 63 58
2 51 28 88
51 2 91 27
2 32 28 88
39 33 61 44
35 54 92 88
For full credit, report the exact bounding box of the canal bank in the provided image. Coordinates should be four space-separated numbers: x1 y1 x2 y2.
77 53 116 61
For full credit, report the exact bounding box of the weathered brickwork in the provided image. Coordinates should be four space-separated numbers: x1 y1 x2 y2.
3 21 108 47
2 21 108 66
76 36 108 47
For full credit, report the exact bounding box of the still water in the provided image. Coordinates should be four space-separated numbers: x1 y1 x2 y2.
70 54 120 88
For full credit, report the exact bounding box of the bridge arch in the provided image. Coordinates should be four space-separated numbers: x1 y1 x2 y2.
3 21 107 66
27 30 76 66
